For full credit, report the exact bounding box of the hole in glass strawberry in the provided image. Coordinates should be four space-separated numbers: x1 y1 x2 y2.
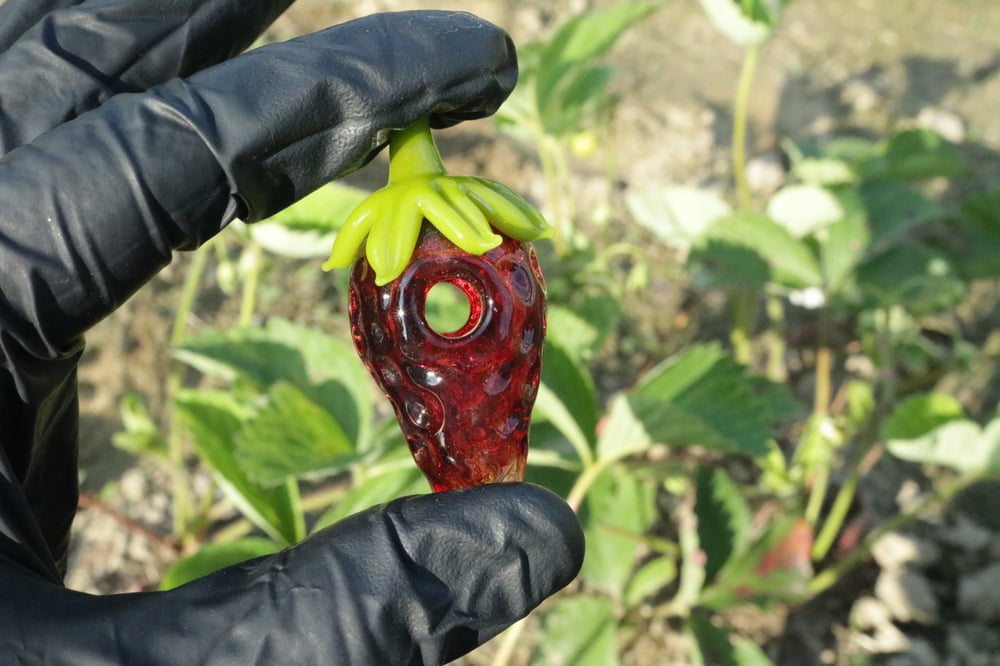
423 280 476 336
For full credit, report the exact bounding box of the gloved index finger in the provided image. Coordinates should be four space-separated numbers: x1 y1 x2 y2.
0 0 291 155
0 0 79 53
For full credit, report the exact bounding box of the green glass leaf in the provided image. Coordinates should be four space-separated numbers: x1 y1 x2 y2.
159 537 279 591
534 595 620 666
174 390 304 545
695 466 753 584
234 382 358 487
626 185 732 251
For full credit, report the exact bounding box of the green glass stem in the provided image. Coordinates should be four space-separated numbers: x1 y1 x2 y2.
387 116 447 184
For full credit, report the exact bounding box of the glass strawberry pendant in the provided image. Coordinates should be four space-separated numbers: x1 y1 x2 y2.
323 117 553 491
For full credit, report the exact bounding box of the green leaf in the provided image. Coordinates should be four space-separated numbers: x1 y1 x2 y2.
791 157 858 187
689 612 775 665
313 444 427 531
546 298 621 359
766 184 845 239
626 185 732 251
883 393 966 440
887 419 1000 476
596 393 653 464
112 393 168 459
234 382 358 486
176 320 373 450
689 239 770 290
159 537 279 591
702 515 813 608
857 181 942 256
174 390 305 545
857 243 965 315
251 182 371 258
535 2 660 119
820 211 869 293
948 188 1000 280
541 65 615 135
629 344 777 458
580 468 658 595
697 0 790 46
534 595 619 666
539 338 600 451
688 613 739 666
701 213 823 289
695 466 753 584
625 556 678 608
860 129 966 181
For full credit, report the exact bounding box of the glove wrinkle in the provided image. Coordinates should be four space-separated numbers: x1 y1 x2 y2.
0 0 291 153
0 0 78 53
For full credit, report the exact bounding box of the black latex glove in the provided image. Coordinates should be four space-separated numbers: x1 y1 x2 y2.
0 1 584 663
3 483 584 665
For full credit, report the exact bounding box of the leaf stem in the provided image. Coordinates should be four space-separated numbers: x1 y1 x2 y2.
566 460 607 513
387 116 447 184
167 245 211 542
238 241 263 327
808 473 977 596
733 45 759 211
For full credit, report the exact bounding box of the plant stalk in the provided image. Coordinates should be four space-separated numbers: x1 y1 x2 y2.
732 45 759 211
766 293 787 382
238 241 263 327
167 245 211 542
808 474 978 596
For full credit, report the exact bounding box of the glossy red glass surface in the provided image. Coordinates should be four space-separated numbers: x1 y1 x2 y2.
349 223 546 491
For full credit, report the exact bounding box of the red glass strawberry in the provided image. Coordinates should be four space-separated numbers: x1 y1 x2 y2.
324 118 552 491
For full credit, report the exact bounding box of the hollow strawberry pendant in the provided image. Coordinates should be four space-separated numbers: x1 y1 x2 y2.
349 224 546 490
324 117 553 491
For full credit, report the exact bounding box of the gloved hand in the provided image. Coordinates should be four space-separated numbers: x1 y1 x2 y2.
2 483 584 664
0 1 584 663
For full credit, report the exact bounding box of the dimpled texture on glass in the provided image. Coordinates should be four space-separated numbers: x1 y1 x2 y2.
350 223 546 492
